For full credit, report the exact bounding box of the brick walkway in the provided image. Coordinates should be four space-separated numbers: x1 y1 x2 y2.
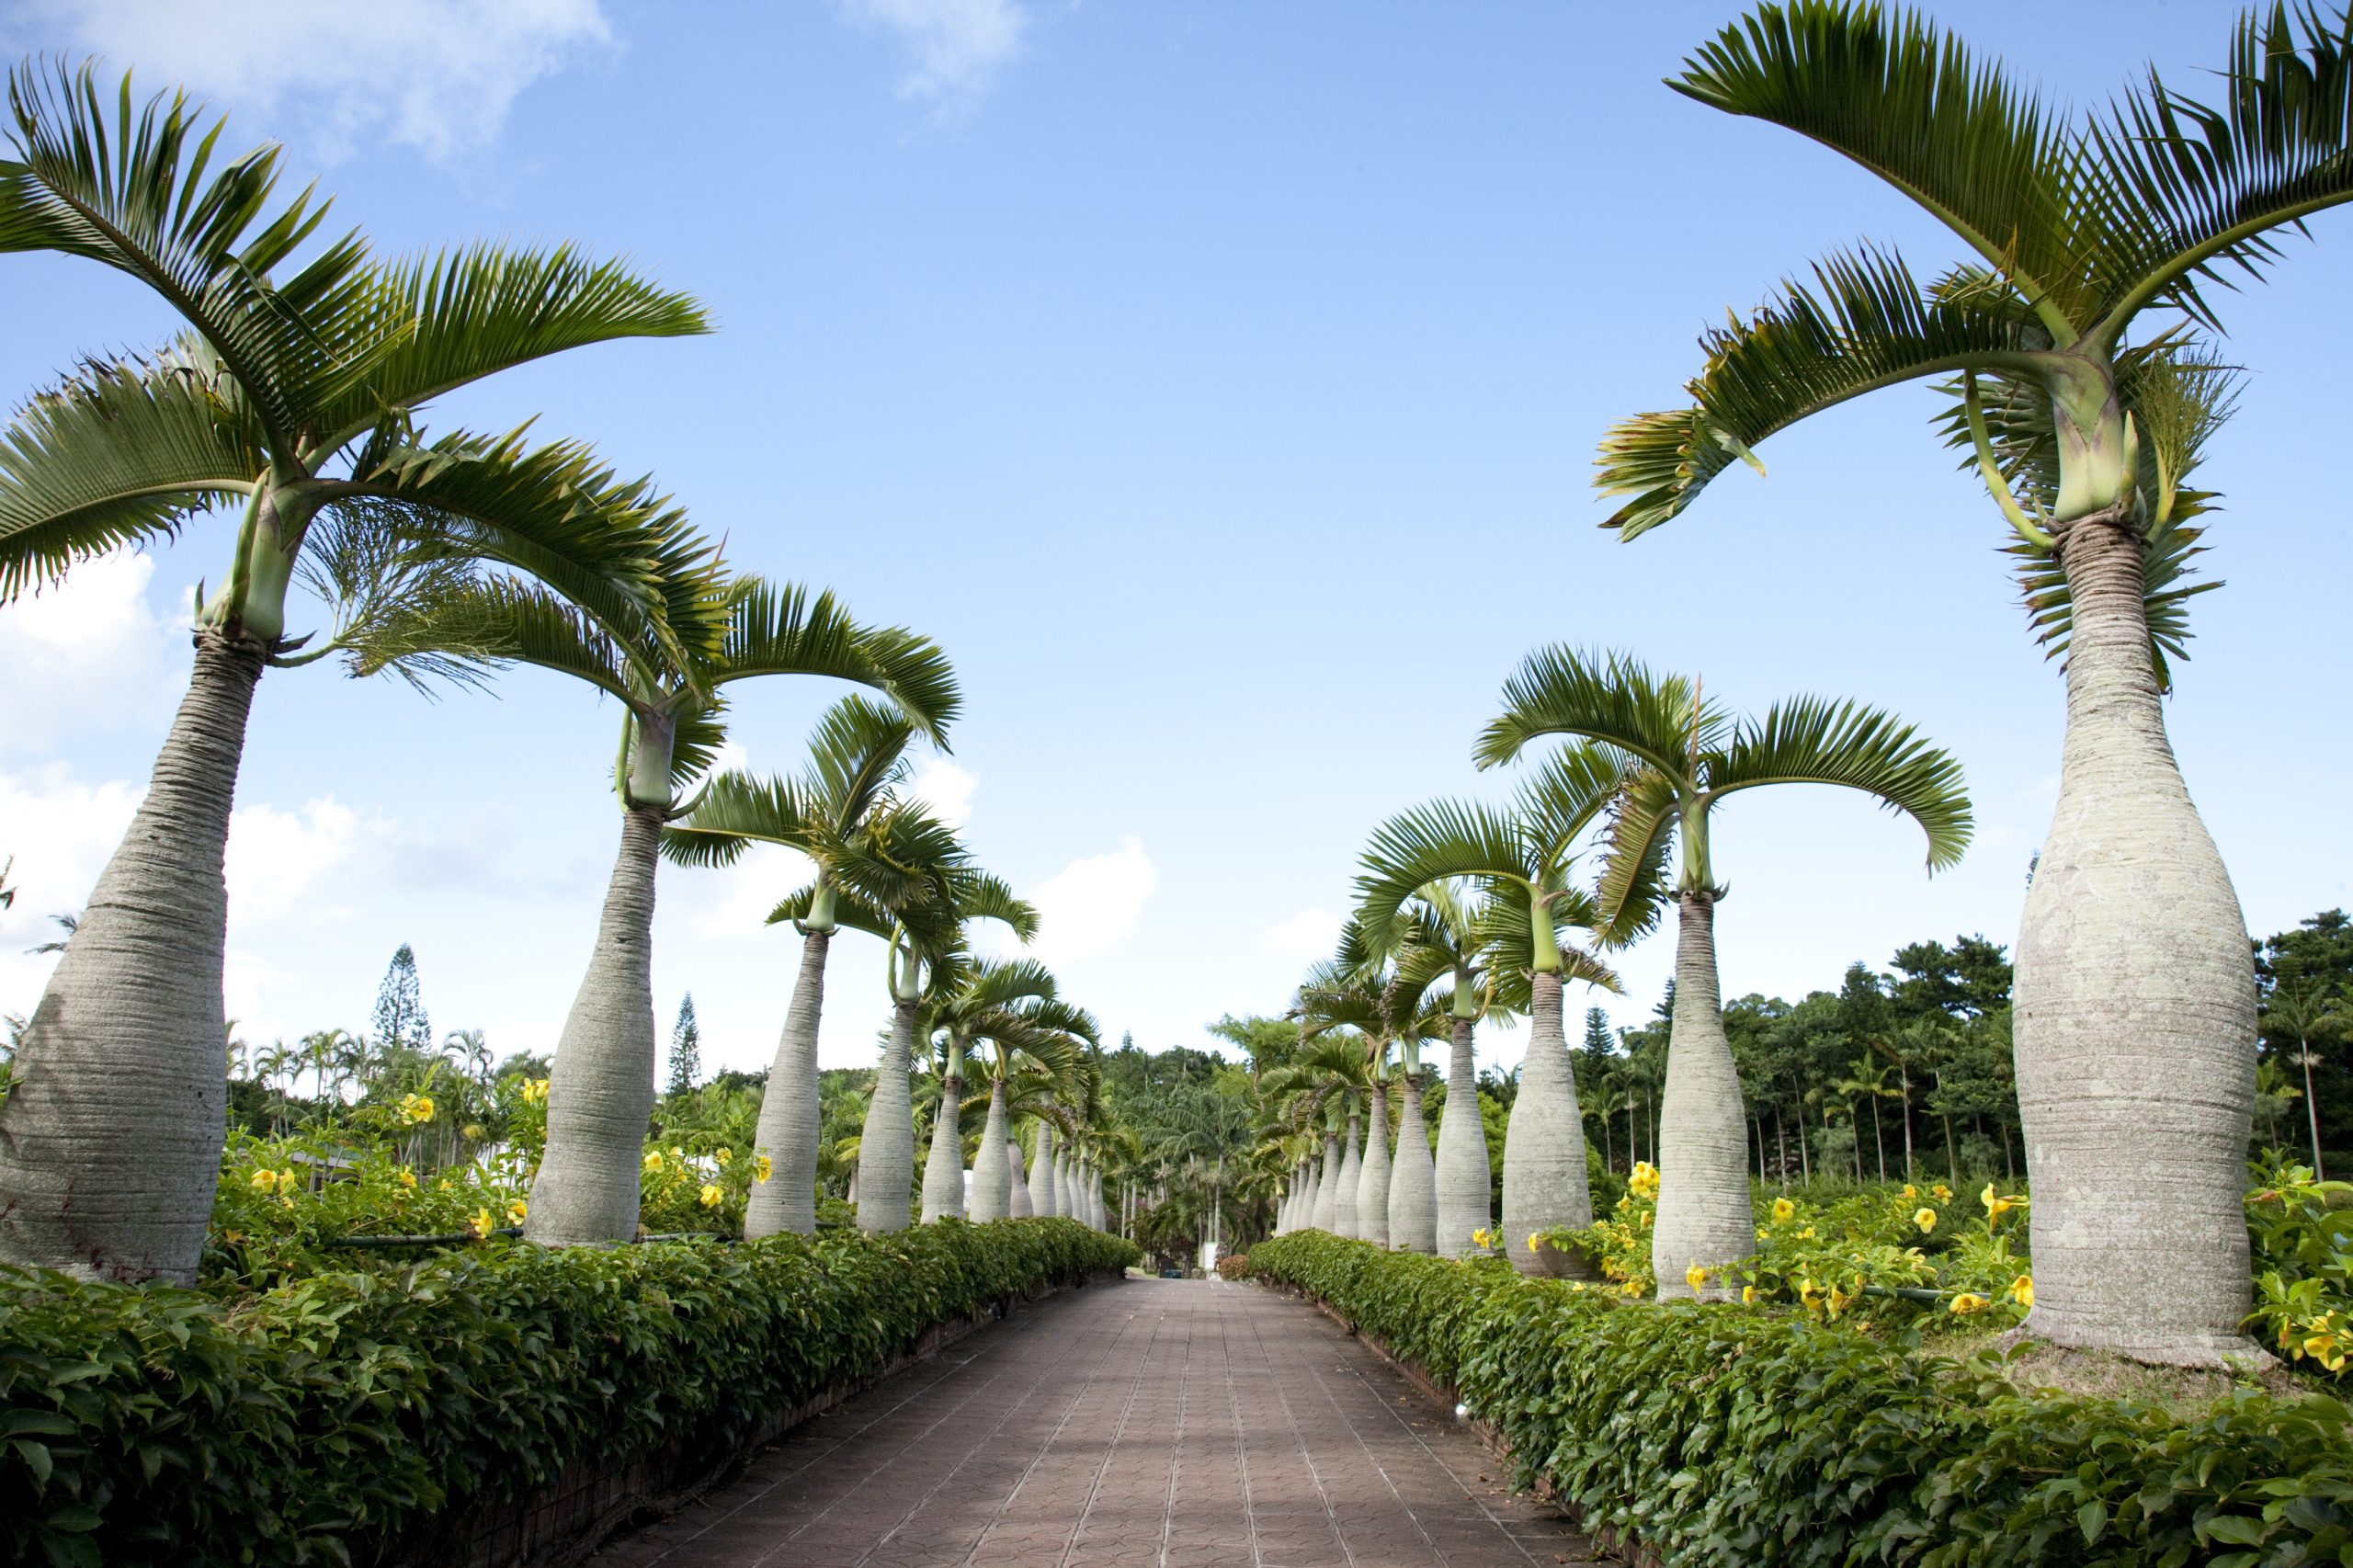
596 1277 1610 1568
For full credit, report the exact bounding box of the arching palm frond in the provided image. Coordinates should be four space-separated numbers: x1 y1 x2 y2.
342 574 631 700
659 771 818 869
803 695 918 830
1592 768 1679 938
712 578 961 744
1710 695 1974 870
766 879 895 941
1476 645 1719 777
1355 799 1529 949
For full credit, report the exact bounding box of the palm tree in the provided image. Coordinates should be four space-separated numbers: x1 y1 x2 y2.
358 574 958 1244
2262 980 2344 1177
1598 2 2350 1358
922 959 1097 1221
1028 1119 1061 1218
0 65 709 1282
1262 1036 1377 1239
662 696 925 1235
1357 756 1626 1274
1479 647 1969 1297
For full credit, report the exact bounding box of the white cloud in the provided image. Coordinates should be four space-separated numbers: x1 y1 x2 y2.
0 552 188 748
836 0 1026 103
1263 906 1342 961
678 841 817 939
906 756 977 828
0 766 143 1024
1027 837 1155 962
224 797 377 923
18 0 613 162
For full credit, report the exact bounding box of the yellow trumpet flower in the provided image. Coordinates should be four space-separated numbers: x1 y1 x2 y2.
507 1199 528 1225
248 1169 278 1192
1770 1198 1795 1223
754 1153 773 1184
1685 1263 1710 1293
1949 1292 1989 1315
699 1183 724 1209
1913 1208 1938 1234
2008 1275 2033 1307
469 1209 495 1239
643 1151 664 1172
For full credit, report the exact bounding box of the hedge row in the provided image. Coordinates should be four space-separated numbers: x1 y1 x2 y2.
2 1218 1138 1567
1247 1232 2353 1568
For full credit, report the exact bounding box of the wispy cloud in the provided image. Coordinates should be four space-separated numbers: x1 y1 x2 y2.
14 0 613 162
906 756 978 828
835 0 1027 105
1027 837 1155 963
1262 906 1342 962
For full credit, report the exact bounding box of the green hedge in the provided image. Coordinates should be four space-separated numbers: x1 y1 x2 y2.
1 1218 1137 1567
1249 1232 2353 1567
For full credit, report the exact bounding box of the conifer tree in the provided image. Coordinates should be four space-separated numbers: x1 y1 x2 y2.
667 994 701 1096
371 944 431 1052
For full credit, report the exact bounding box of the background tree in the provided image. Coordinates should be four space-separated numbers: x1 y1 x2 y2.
665 994 700 1097
370 943 431 1055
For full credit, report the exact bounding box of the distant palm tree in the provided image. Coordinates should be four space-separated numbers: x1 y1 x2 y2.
1599 0 2349 1360
1480 647 1969 1297
0 63 709 1282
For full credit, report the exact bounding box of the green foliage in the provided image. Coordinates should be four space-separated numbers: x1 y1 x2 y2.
2246 1154 2353 1377
0 1219 1135 1567
1250 1231 2353 1567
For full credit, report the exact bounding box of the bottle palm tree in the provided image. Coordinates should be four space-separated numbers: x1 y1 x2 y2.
1357 755 1627 1273
1598 1 2349 1358
661 696 926 1235
1479 647 1970 1296
2261 980 2344 1178
921 958 1097 1222
358 574 958 1244
1262 1037 1378 1239
0 65 710 1282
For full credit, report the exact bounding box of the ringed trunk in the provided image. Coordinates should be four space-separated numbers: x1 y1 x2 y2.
969 1081 1010 1221
0 629 266 1282
1651 892 1754 1301
1313 1133 1341 1231
919 1064 967 1222
1334 1113 1363 1239
2014 517 2258 1365
1388 1072 1437 1254
743 926 832 1238
1006 1137 1033 1217
1434 1016 1493 1256
1029 1124 1059 1218
1501 970 1595 1278
527 803 665 1245
855 997 919 1232
1356 1086 1392 1248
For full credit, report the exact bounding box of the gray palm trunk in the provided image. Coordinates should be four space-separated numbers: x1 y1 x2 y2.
1389 1072 1438 1253
1055 1151 1074 1221
2015 520 2257 1364
970 1080 1011 1221
1356 1088 1392 1249
920 1066 967 1222
1334 1114 1364 1239
1434 1016 1494 1256
1651 894 1754 1301
1029 1124 1059 1217
855 998 919 1232
1089 1168 1107 1230
1313 1132 1341 1231
1006 1137 1033 1217
0 631 264 1282
1307 1152 1327 1228
743 926 832 1238
527 804 666 1244
1500 971 1595 1278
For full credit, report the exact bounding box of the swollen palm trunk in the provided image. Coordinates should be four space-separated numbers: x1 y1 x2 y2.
1651 895 1753 1301
855 999 919 1232
1006 1135 1032 1217
1434 1017 1493 1256
1313 1134 1341 1231
1356 1089 1392 1249
0 631 264 1282
743 927 832 1238
1054 1151 1074 1220
1029 1124 1058 1217
1389 1073 1437 1254
1334 1115 1363 1239
2015 521 2257 1364
528 805 665 1245
1500 971 1594 1278
920 1072 966 1222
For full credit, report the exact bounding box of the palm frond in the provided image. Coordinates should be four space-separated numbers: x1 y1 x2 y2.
1710 695 1974 870
0 355 259 599
712 580 961 745
1477 644 1719 777
767 879 896 941
659 770 819 868
1354 799 1531 951
1515 741 1639 859
1593 768 1679 940
340 574 632 700
804 694 917 832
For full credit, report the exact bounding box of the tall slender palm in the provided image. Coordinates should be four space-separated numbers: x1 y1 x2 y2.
1263 1036 1378 1238
0 66 709 1281
1602 2 2349 1358
1357 758 1626 1274
663 697 924 1235
992 1061 1092 1221
2261 981 2344 1177
1356 892 1494 1253
360 575 958 1244
1479 647 1970 1297
1028 1119 1062 1218
922 959 1097 1221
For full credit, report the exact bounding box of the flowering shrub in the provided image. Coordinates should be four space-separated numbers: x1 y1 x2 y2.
1251 1231 2353 1567
1215 1252 1252 1281
0 1219 1137 1567
2245 1154 2353 1377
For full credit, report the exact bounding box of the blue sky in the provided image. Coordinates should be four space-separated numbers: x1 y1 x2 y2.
1 0 2346 1083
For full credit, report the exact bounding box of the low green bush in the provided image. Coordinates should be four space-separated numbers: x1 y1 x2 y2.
1250 1231 2353 1567
1 1218 1137 1568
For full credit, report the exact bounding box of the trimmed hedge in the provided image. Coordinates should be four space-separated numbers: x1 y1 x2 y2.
1 1218 1137 1567
1250 1232 2353 1567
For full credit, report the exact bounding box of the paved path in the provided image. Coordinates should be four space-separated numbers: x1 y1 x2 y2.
596 1277 1610 1568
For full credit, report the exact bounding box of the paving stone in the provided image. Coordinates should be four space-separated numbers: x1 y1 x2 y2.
595 1276 1608 1567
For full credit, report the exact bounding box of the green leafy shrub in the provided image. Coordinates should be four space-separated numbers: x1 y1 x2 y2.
0 1218 1137 1567
1250 1231 2353 1566
2245 1154 2353 1376
1214 1252 1251 1281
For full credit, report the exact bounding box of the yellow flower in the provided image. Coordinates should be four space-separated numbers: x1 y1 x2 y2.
1528 1233 1541 1254
715 1148 733 1165
278 1169 300 1194
1914 1208 1938 1234
397 1167 418 1190
670 1144 684 1159
2008 1275 2033 1307
460 1122 483 1141
249 1169 278 1192
1472 1226 1492 1249
1620 1279 1643 1298
1949 1292 1989 1315
1741 1285 1756 1305
400 1094 435 1125
469 1208 495 1239
1685 1263 1710 1293
699 1183 724 1209
507 1199 529 1224
521 1078 550 1105
643 1151 664 1171
754 1153 773 1184
1798 1226 1815 1240
1770 1197 1795 1223
1931 1184 1952 1202
1980 1183 2022 1225
1640 1211 1652 1229
1902 1184 1917 1200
